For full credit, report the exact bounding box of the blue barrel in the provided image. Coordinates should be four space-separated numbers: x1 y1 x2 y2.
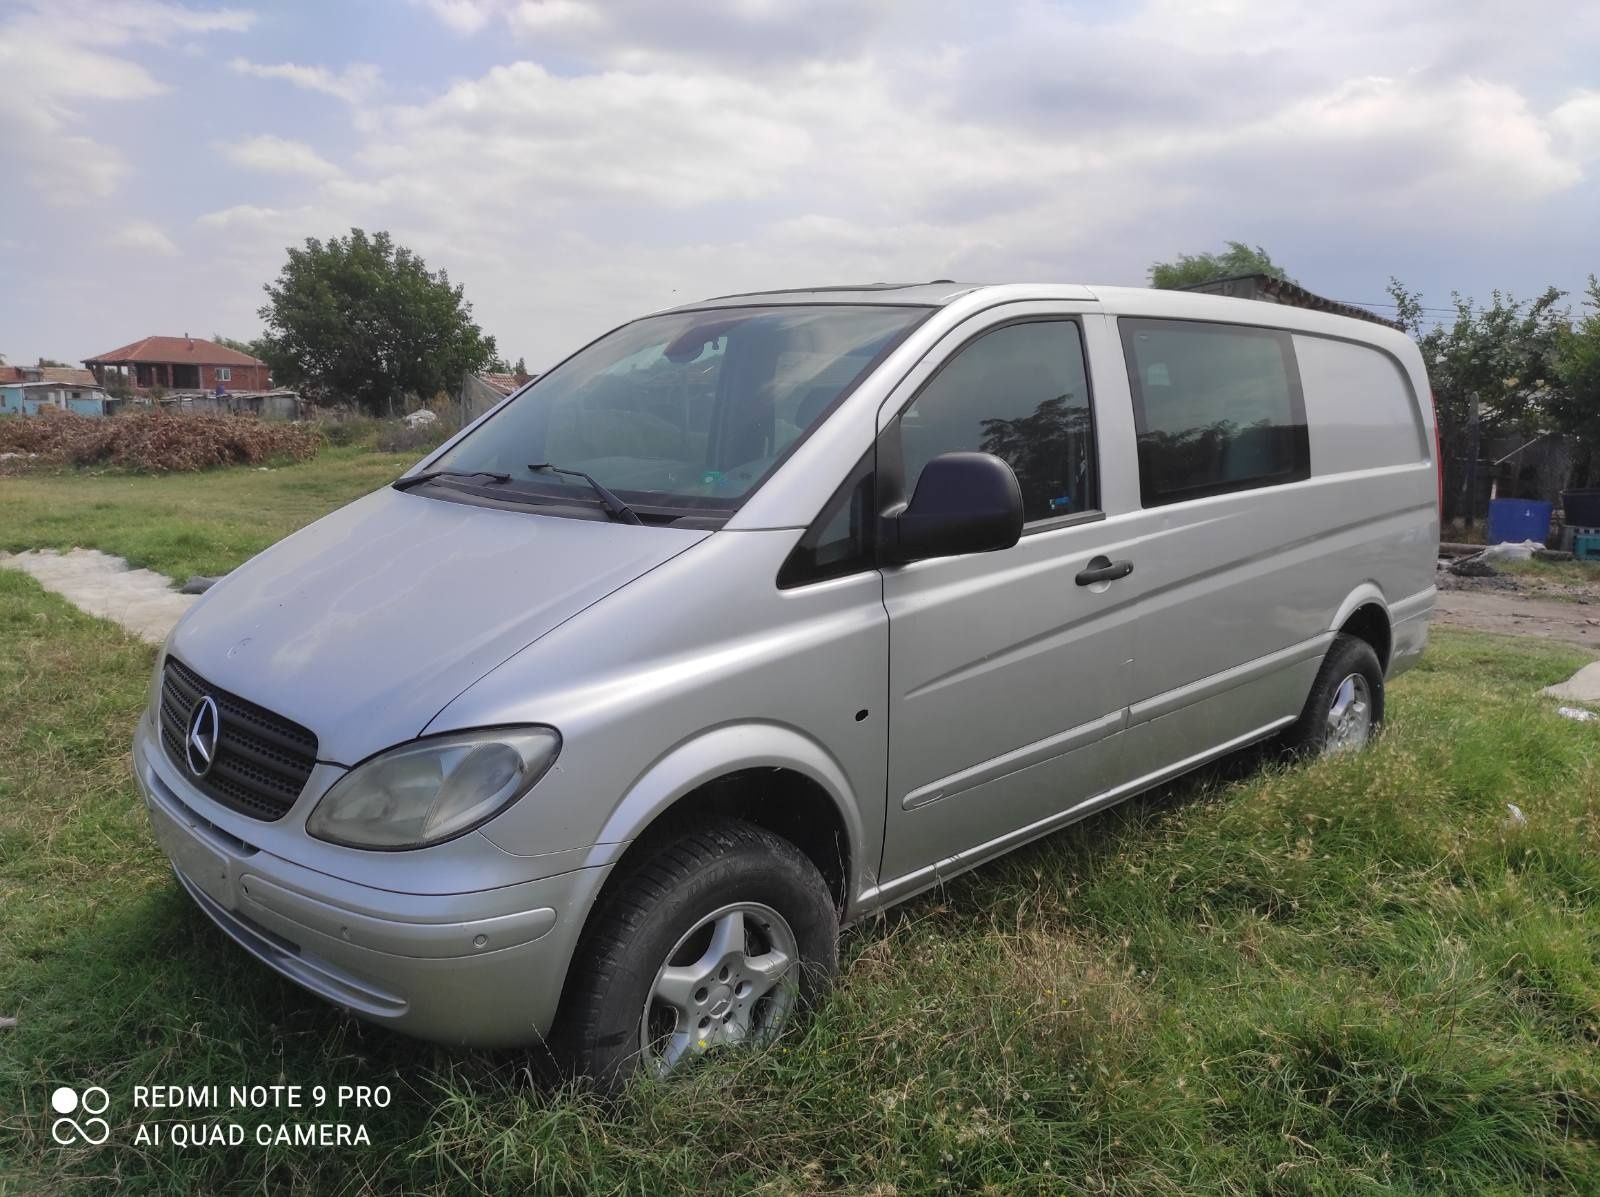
1486 498 1552 545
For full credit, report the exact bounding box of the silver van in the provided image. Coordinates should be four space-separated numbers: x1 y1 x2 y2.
135 282 1437 1080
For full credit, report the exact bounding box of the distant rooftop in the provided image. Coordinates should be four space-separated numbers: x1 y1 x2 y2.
1 365 100 388
479 372 531 396
84 336 268 367
1 378 105 391
1175 273 1401 329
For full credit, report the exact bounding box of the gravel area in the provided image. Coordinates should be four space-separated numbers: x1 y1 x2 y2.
1433 560 1600 650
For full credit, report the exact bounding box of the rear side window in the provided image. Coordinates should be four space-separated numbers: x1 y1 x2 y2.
1292 334 1428 470
1120 318 1309 506
896 319 1098 523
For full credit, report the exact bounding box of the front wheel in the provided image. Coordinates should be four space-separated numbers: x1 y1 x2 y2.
1284 633 1385 757
555 818 838 1087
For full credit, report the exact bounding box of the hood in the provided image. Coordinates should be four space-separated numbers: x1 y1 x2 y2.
169 486 707 764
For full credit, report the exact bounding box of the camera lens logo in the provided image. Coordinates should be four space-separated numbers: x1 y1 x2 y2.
50 1086 110 1146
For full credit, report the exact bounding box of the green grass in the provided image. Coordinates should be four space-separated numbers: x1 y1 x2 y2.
3 553 1598 1194
1498 556 1600 593
0 446 419 579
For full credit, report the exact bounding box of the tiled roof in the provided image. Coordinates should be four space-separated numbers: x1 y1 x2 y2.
84 336 267 367
1 365 100 386
36 367 97 387
479 372 524 395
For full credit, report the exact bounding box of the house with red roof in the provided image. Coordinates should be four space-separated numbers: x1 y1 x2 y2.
83 335 272 394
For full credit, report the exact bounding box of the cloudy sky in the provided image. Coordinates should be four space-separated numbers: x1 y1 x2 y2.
2 0 1598 369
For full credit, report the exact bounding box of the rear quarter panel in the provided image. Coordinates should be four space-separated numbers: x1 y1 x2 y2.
1091 293 1437 764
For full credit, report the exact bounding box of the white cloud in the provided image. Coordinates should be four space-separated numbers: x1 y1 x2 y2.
417 0 898 69
0 1 252 199
196 204 285 231
1552 90 1600 165
192 11 1600 365
57 0 254 45
10 0 1600 369
223 135 343 179
505 0 606 36
229 58 381 104
1272 76 1580 198
108 220 179 255
359 62 811 207
419 0 497 34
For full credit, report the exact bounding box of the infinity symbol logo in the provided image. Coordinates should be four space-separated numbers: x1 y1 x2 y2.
50 1086 110 1146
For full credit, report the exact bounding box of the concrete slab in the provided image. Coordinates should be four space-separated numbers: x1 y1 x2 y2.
0 548 196 644
1541 660 1600 707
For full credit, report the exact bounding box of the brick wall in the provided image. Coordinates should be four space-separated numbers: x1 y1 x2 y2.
200 363 272 390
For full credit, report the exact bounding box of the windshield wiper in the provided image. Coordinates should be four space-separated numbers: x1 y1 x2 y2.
393 469 512 492
527 462 643 525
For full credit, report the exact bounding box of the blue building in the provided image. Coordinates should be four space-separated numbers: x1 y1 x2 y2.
0 378 110 416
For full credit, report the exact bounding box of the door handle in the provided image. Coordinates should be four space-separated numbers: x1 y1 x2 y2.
1075 556 1133 586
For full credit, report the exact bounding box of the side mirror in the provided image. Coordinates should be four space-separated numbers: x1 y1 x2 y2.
884 451 1024 564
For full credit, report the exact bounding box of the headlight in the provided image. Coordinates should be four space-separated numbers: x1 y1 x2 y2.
306 727 560 850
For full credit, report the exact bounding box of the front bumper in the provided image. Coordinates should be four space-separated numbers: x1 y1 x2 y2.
133 717 607 1047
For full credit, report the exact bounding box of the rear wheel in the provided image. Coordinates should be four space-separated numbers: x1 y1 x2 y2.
555 818 838 1087
1284 633 1385 757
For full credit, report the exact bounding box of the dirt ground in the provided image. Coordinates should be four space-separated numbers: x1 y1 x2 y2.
1435 561 1600 652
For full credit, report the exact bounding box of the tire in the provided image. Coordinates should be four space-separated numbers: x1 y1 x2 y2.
1283 632 1385 757
554 818 838 1087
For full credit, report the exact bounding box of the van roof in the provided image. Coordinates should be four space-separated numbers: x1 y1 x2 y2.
681 281 992 307
666 282 1411 346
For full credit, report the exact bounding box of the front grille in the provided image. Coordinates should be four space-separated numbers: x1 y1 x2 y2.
158 656 319 821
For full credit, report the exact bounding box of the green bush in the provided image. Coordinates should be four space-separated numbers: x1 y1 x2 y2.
317 415 383 448
376 418 456 454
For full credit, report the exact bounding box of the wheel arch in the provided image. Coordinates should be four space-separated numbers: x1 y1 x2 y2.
1329 585 1393 672
584 722 864 914
552 725 861 1048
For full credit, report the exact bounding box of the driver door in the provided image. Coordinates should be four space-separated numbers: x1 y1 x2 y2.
877 310 1139 889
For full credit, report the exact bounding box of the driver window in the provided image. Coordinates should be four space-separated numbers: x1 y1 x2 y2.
897 320 1098 522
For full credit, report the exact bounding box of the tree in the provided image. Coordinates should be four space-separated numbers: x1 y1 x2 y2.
1389 277 1572 521
1149 241 1292 290
1554 276 1600 483
257 228 496 414
482 352 530 378
36 357 68 367
210 334 270 360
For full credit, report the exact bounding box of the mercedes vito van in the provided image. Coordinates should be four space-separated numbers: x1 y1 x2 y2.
135 282 1437 1081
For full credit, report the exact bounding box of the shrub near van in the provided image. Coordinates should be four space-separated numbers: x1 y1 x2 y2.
134 282 1436 1083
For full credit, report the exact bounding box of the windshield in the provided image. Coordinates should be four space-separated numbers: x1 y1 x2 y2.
427 304 925 515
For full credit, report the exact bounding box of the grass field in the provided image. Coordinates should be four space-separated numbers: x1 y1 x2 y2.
3 455 1600 1194
0 445 417 579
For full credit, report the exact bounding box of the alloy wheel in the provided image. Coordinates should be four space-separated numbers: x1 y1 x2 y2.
1324 672 1373 755
639 901 800 1076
